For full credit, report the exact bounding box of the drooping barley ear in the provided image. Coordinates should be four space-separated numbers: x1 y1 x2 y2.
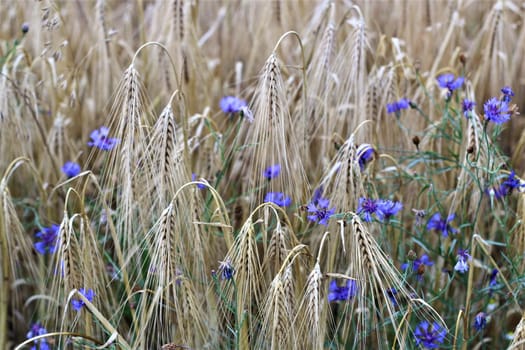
0 182 40 327
144 97 189 212
333 5 369 133
316 133 367 270
234 52 308 208
334 215 449 349
299 6 337 168
508 312 525 350
511 193 525 272
256 245 306 350
469 2 514 97
46 113 68 165
273 0 281 25
366 65 399 147
135 202 178 347
173 0 184 41
295 261 325 349
264 223 300 277
256 270 293 349
219 215 264 348
100 64 150 250
179 277 209 346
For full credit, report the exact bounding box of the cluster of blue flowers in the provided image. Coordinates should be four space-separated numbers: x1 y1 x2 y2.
61 161 81 178
462 99 476 118
191 173 207 190
27 322 50 350
473 312 487 332
88 126 119 151
264 192 291 207
262 164 292 207
437 73 464 99
218 259 235 280
414 321 447 349
489 170 524 199
327 279 358 302
426 212 458 237
401 254 434 280
356 144 375 170
220 96 253 123
71 288 95 311
386 98 410 115
356 197 402 222
483 86 515 124
263 164 281 180
34 224 60 255
306 190 336 226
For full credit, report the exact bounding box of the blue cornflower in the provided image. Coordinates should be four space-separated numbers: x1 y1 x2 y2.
402 254 434 280
191 173 207 190
311 186 324 205
502 170 524 194
220 96 247 113
386 98 410 114
414 321 447 349
307 197 335 226
327 279 358 302
427 212 458 237
501 86 515 103
487 170 524 199
34 224 60 255
454 249 471 274
376 199 403 221
489 269 498 288
483 97 510 124
386 288 398 307
437 73 464 92
357 198 402 222
218 259 235 280
87 126 119 150
263 164 281 180
462 99 476 118
61 161 81 178
264 192 291 207
71 288 95 311
27 322 50 350
356 144 375 170
357 197 379 222
473 312 487 331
